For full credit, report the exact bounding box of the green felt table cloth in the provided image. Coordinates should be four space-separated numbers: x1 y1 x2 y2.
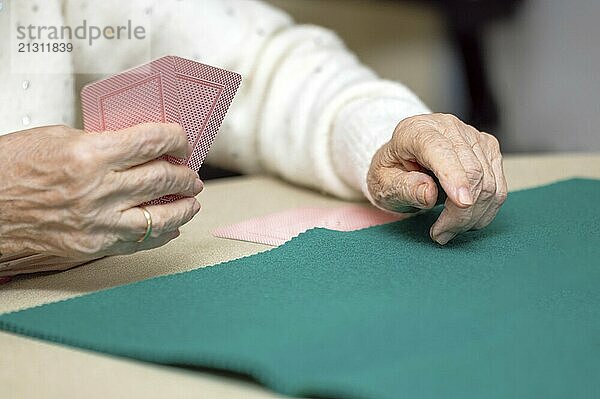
1 179 599 398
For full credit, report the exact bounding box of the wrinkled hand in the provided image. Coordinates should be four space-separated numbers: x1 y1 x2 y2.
0 123 203 260
367 113 507 245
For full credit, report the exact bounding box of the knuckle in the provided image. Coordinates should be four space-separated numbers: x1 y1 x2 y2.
480 180 497 200
439 112 459 123
416 132 444 161
167 123 187 143
151 172 167 193
177 200 192 221
167 202 192 231
394 115 428 140
453 210 472 226
180 168 197 192
384 144 405 168
69 200 106 230
89 132 115 151
496 189 508 205
153 161 172 188
434 113 462 132
70 235 106 257
69 136 97 167
466 127 483 144
392 121 409 142
65 209 93 232
151 210 166 234
155 201 191 234
185 198 198 218
483 132 501 149
135 124 167 152
128 215 148 239
145 137 166 156
465 164 484 185
408 132 424 155
394 115 451 155
174 124 187 139
395 115 418 132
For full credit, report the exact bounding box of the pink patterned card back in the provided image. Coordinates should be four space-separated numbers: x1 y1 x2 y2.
212 206 406 246
81 55 242 205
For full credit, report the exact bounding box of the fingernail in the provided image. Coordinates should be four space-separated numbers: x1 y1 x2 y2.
417 183 429 206
457 187 473 206
192 200 201 213
434 231 456 245
193 179 204 195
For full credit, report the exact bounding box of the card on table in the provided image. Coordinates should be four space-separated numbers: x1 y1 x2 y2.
81 55 242 204
212 206 406 246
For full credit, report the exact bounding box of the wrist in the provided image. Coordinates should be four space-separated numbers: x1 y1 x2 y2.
331 96 431 202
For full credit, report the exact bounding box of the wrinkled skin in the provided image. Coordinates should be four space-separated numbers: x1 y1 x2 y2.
367 113 508 245
0 123 203 260
0 112 505 271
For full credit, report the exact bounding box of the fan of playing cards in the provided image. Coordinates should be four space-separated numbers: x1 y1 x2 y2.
81 55 242 204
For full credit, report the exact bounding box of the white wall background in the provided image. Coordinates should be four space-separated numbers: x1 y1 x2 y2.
267 0 600 153
488 0 600 152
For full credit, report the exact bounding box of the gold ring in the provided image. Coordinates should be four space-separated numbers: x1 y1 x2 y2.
137 207 153 243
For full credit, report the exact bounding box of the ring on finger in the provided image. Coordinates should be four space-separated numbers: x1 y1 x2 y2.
136 206 153 243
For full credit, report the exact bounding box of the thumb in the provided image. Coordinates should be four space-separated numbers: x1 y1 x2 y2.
367 167 439 213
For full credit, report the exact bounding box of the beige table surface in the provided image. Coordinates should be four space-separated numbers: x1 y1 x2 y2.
1 152 600 398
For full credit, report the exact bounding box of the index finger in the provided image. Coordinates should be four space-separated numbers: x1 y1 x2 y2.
97 123 191 170
391 123 474 208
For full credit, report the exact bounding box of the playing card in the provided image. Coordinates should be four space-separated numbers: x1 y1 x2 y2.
81 55 242 204
212 206 406 246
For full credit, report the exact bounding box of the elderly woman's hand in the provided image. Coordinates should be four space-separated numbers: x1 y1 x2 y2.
367 113 507 245
0 123 203 260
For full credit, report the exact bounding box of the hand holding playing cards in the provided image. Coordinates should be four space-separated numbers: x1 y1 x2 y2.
0 123 203 260
367 113 507 245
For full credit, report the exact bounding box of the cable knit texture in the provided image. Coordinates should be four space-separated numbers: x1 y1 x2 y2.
0 0 430 201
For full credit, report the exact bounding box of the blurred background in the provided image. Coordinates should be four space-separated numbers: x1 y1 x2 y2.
265 0 600 153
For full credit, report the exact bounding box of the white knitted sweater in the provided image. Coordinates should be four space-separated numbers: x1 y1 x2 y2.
0 0 430 201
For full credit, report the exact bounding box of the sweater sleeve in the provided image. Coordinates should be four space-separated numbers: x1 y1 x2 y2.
64 0 430 200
